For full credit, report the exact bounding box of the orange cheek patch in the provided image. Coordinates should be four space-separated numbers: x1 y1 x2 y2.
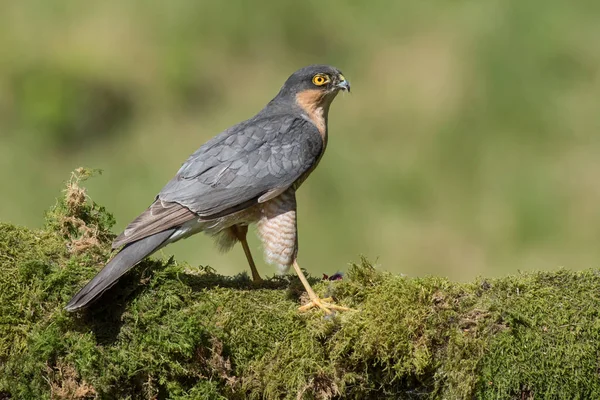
295 89 327 137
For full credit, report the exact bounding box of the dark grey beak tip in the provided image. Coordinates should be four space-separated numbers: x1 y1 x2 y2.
337 80 351 92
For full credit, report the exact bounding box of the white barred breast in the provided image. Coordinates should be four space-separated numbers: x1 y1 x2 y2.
257 189 298 273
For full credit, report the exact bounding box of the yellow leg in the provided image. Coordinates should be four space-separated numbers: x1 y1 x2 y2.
232 225 262 282
292 260 350 314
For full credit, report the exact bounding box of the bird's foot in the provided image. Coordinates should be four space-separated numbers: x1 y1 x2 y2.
298 296 351 314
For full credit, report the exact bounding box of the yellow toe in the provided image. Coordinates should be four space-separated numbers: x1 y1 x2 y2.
298 297 352 314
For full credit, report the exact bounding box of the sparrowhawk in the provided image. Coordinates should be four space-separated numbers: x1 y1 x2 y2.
65 64 350 314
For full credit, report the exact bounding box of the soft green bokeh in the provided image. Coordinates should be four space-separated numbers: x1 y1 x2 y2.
1 0 600 280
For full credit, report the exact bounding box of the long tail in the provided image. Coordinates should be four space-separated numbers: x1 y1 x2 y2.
64 228 177 312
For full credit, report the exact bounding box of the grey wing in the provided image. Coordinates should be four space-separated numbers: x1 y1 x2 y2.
112 200 196 249
159 114 323 218
112 114 323 248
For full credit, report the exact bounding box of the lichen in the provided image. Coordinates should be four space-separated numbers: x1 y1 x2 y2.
2 171 600 399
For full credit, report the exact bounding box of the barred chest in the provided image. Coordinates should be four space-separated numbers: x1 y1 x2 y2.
256 188 298 271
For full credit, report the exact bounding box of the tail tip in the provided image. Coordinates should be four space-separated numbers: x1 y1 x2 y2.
64 301 82 313
64 295 89 312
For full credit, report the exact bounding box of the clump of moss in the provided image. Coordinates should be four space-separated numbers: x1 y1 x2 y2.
2 171 600 399
45 168 115 258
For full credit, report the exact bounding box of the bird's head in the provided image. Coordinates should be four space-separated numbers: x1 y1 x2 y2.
282 64 350 95
271 65 349 126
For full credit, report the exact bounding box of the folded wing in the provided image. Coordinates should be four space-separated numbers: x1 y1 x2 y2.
112 114 323 249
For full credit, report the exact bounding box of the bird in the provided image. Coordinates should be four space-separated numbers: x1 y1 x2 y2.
65 64 350 314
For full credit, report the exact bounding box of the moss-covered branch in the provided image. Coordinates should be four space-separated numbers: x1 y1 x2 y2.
2 170 600 399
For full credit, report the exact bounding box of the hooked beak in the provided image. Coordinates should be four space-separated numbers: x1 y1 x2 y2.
337 78 350 92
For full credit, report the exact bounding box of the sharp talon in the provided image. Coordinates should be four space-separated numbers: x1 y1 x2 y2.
291 260 353 314
298 297 352 314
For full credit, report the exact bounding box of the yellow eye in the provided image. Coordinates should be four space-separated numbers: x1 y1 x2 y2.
312 74 330 86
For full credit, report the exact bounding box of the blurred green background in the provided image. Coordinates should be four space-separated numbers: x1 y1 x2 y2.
1 1 599 280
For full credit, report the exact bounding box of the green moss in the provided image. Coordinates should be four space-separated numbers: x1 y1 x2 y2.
477 270 600 399
2 173 600 399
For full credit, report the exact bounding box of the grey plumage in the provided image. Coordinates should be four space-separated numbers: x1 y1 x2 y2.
160 115 323 217
65 64 349 312
110 115 322 250
64 228 176 311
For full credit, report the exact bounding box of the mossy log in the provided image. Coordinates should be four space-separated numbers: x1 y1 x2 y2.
2 170 599 399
